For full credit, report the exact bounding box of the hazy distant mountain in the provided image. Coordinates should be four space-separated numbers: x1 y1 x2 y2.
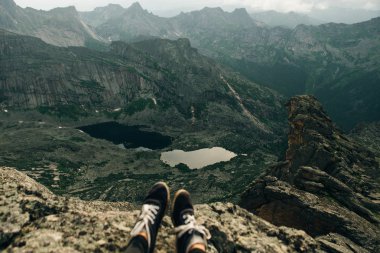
80 4 125 27
172 7 256 30
251 8 380 27
78 2 380 129
2 0 380 129
309 7 380 24
95 2 176 41
90 4 259 42
0 0 104 47
211 17 380 129
251 10 324 28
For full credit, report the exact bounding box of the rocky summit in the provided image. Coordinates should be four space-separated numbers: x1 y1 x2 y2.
0 167 320 253
240 95 380 252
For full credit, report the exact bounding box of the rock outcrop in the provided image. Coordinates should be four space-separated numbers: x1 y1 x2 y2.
240 95 380 252
0 167 321 252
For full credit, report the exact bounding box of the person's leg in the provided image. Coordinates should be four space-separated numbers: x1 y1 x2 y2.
171 190 211 253
189 249 206 253
125 182 170 253
125 235 148 253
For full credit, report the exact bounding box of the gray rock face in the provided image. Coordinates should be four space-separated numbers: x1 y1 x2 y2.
240 95 380 252
0 0 104 47
0 29 285 133
0 167 321 252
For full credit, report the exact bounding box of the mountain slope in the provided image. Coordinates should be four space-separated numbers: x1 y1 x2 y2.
195 17 380 129
0 30 286 203
0 29 284 130
251 11 324 28
80 4 125 27
0 0 104 47
240 95 380 252
95 2 175 41
83 3 380 129
4 1 379 129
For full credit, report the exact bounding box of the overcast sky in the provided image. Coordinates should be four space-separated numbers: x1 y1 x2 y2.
14 0 380 14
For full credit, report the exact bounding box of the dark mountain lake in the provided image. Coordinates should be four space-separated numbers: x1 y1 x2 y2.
77 122 172 150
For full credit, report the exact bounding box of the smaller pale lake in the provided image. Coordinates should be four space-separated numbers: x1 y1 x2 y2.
160 147 237 169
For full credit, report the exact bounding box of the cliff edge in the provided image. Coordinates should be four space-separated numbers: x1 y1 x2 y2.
241 95 380 252
0 167 320 252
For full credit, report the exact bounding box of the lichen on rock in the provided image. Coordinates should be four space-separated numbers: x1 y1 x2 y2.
1 167 320 253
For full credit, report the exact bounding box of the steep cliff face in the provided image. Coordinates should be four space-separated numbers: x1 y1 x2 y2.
0 167 321 252
0 30 284 131
240 95 380 252
0 30 151 109
0 0 104 47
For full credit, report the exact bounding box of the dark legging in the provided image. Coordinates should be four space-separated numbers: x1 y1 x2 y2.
125 236 205 253
125 236 148 253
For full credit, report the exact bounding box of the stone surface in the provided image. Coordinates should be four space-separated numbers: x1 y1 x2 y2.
0 167 321 252
240 95 380 253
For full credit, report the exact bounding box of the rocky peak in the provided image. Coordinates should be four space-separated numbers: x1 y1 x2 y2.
0 0 18 18
284 95 379 191
231 8 252 20
0 167 320 252
183 6 255 29
200 6 224 13
126 2 146 14
49 6 79 17
0 0 17 9
240 95 380 252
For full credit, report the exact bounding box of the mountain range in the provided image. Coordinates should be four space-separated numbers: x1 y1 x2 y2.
78 2 380 129
0 0 379 129
251 10 324 28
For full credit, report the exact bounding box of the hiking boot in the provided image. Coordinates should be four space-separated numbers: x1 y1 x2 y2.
172 190 211 253
129 182 170 253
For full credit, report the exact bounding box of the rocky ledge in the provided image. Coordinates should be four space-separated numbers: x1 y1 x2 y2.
0 167 320 253
241 95 380 253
